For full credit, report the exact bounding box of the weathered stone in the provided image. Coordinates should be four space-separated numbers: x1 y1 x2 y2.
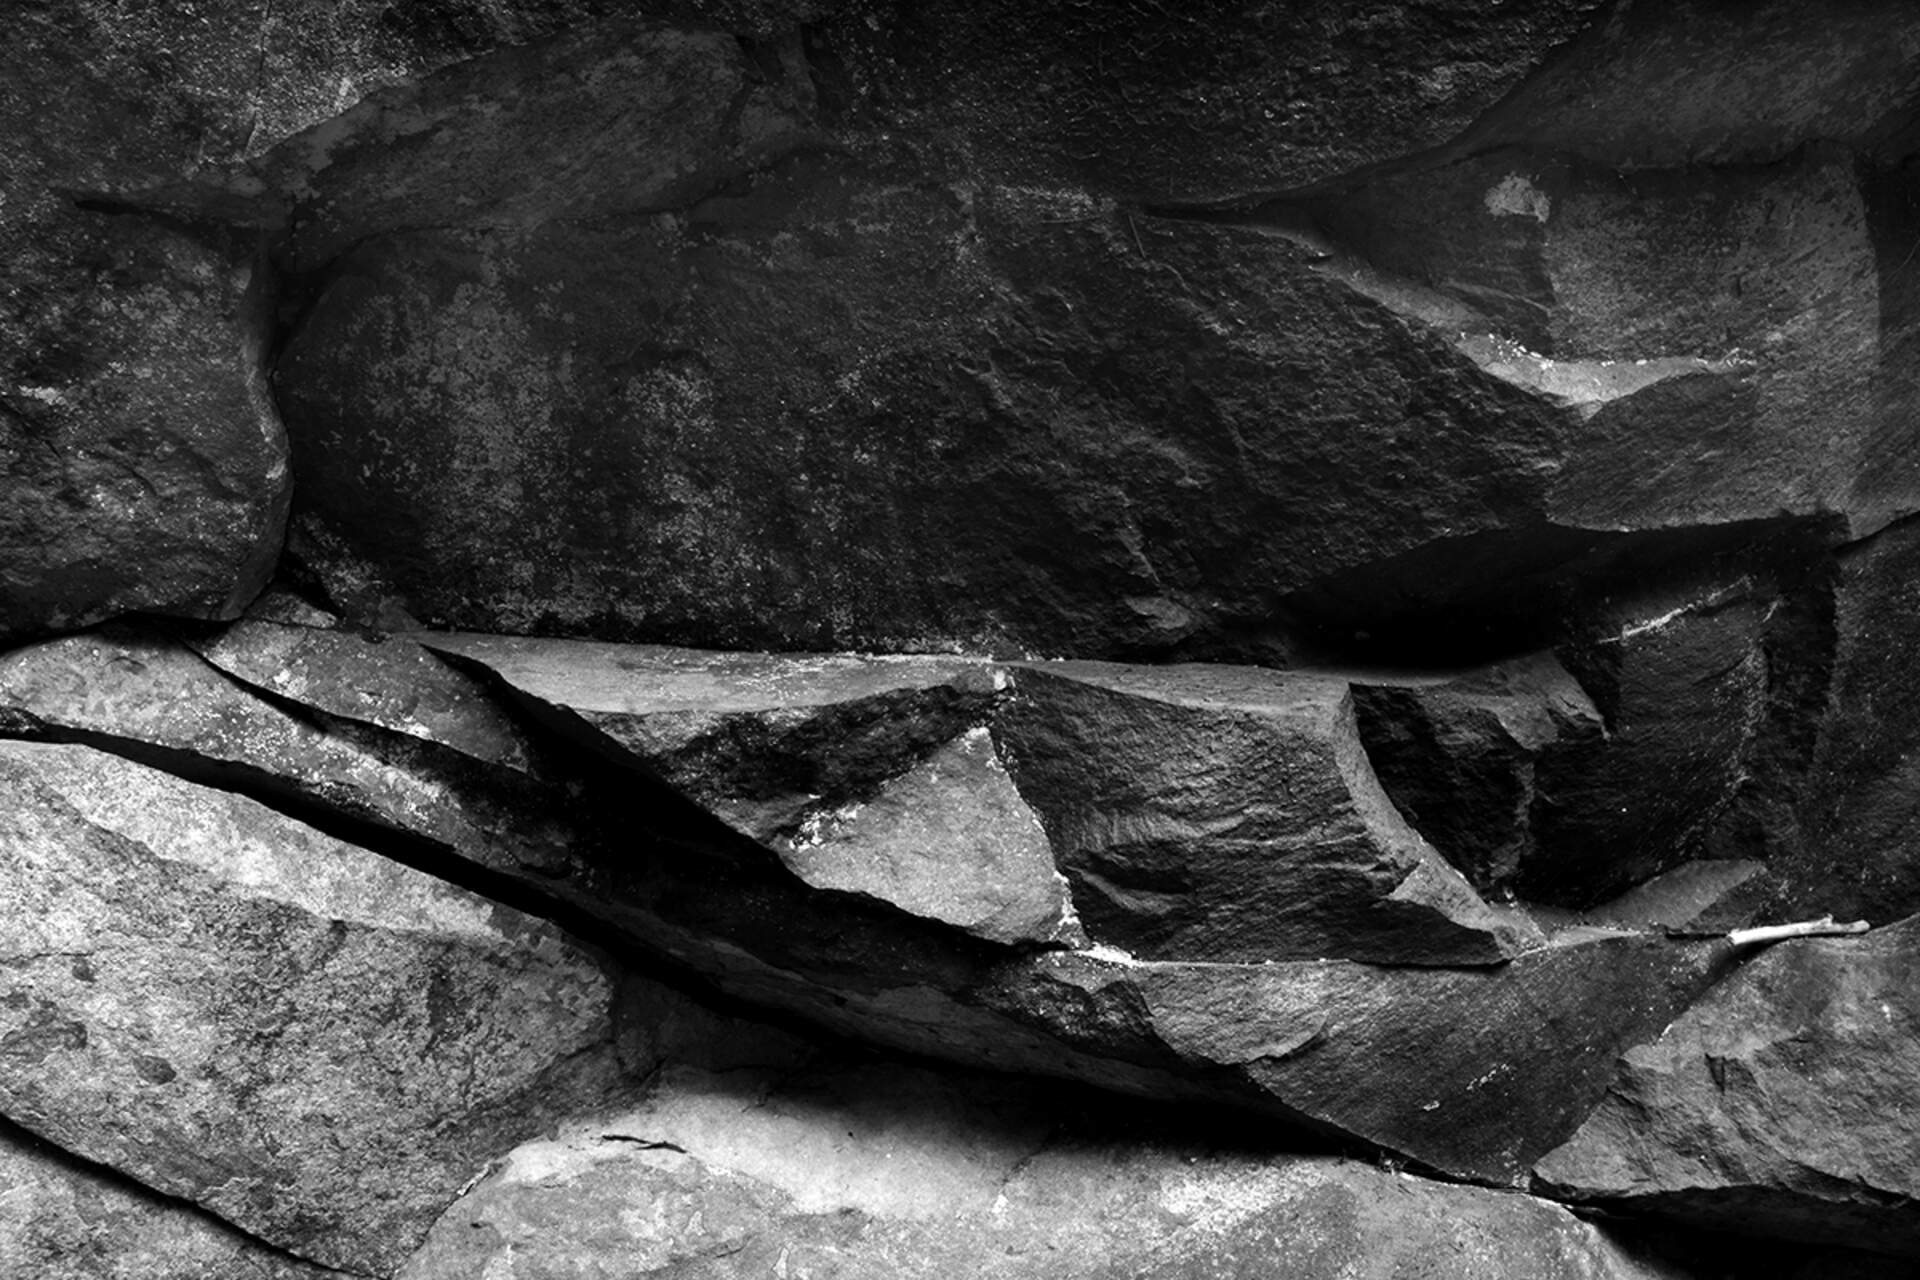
416 631 1080 943
0 1120 334 1280
1352 653 1605 896
0 1113 334 1274
1776 518 1920 922
1519 584 1773 905
275 143 1878 661
389 633 1724 1182
416 631 1006 840
192 617 540 774
0 212 287 639
400 1056 1691 1280
814 0 1610 202
263 20 815 272
1000 661 1536 964
1573 861 1772 935
0 740 623 1274
781 729 1083 947
0 624 581 878
1536 915 1920 1258
1314 149 1898 530
1469 0 1920 169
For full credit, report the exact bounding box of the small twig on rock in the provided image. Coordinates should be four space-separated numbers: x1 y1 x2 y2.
1725 916 1870 948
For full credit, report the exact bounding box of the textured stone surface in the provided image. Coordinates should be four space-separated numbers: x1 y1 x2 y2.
0 1121 334 1280
1521 585 1773 906
400 1056 1689 1280
193 617 540 773
1469 0 1920 168
0 740 623 1274
1000 661 1535 964
814 0 1611 202
1353 653 1605 896
273 133 1888 661
0 623 581 878
1536 916 1920 1258
0 213 287 639
1778 518 1920 922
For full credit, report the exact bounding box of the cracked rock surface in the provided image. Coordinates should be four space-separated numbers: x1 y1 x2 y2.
6 2 1920 1275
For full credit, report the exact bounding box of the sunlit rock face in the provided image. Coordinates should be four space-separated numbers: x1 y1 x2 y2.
5 3 1920 1277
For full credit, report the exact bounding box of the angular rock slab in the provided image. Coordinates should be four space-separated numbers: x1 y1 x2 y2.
191 616 540 774
418 631 1078 947
1536 915 1920 1258
1521 584 1772 905
401 1058 1690 1280
0 1122 333 1280
1000 661 1536 963
0 740 622 1274
0 624 580 878
1352 652 1605 897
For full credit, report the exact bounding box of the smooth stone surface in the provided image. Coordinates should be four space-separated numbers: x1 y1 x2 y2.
400 1055 1691 1280
1536 915 1920 1257
781 728 1082 948
0 741 623 1274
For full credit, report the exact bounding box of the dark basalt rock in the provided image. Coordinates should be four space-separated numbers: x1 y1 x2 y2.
1536 915 1920 1258
0 740 624 1275
268 56 1897 662
1521 584 1773 906
999 660 1536 964
1352 653 1605 897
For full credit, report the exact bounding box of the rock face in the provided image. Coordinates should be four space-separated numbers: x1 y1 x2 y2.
401 1055 1689 1280
1535 916 1920 1258
0 212 287 639
1000 661 1534 963
1352 653 1605 897
7 4 1920 1278
0 1122 334 1280
0 740 623 1274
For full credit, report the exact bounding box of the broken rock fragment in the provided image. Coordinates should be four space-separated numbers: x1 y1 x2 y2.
1352 652 1605 896
1536 914 1920 1258
1000 660 1537 964
0 740 623 1274
416 631 1079 945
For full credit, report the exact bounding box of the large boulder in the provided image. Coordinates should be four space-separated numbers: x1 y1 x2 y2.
0 740 624 1273
400 1054 1692 1280
1535 916 1920 1258
269 71 1896 663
